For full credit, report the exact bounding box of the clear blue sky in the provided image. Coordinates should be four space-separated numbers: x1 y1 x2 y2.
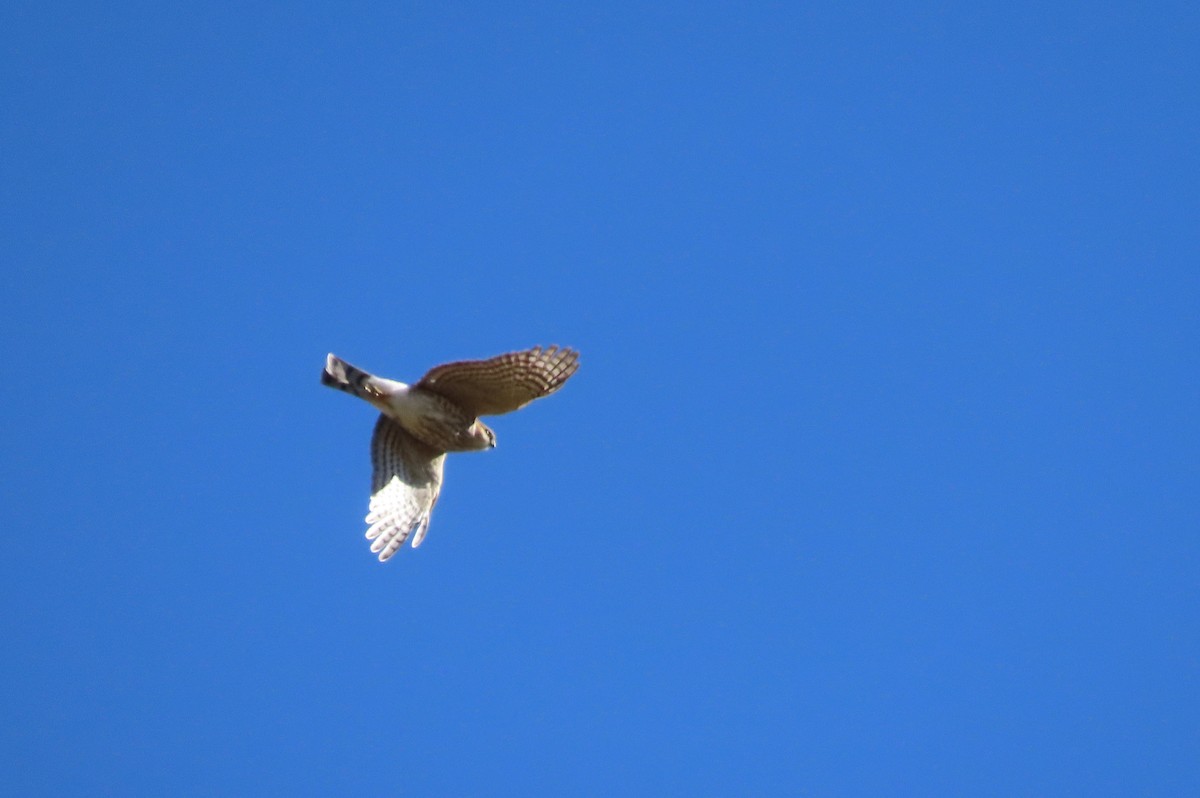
3 2 1197 795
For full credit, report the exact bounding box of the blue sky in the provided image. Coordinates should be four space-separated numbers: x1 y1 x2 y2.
2 2 1197 795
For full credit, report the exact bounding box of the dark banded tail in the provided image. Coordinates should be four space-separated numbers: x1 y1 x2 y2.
322 354 384 401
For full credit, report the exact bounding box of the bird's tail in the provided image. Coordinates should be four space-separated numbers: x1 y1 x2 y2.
321 354 393 403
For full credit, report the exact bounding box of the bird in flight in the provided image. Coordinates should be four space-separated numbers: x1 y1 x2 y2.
321 345 580 561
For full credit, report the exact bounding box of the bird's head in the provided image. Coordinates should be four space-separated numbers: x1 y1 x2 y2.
469 420 497 450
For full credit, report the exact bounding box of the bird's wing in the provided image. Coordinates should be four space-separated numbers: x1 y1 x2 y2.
365 415 446 561
416 345 580 416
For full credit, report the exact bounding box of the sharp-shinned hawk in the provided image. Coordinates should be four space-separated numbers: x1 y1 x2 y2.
321 345 580 561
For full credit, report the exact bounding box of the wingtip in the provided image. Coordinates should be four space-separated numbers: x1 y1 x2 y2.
411 517 431 548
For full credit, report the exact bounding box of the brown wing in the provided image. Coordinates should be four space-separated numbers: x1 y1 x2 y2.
364 415 446 561
416 345 580 417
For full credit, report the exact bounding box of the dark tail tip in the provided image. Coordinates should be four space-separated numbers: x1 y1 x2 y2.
321 353 347 388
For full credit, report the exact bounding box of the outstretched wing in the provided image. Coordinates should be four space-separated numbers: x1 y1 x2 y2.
365 415 446 561
416 345 580 417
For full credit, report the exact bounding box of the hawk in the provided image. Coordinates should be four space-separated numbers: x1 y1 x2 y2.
321 345 580 561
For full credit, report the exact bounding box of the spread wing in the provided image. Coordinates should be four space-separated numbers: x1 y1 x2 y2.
416 345 580 417
364 415 446 561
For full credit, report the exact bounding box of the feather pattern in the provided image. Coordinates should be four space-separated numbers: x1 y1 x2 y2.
416 345 580 417
365 415 445 561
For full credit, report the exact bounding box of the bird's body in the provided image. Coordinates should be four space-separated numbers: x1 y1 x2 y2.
321 345 579 561
322 355 492 452
390 389 495 453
